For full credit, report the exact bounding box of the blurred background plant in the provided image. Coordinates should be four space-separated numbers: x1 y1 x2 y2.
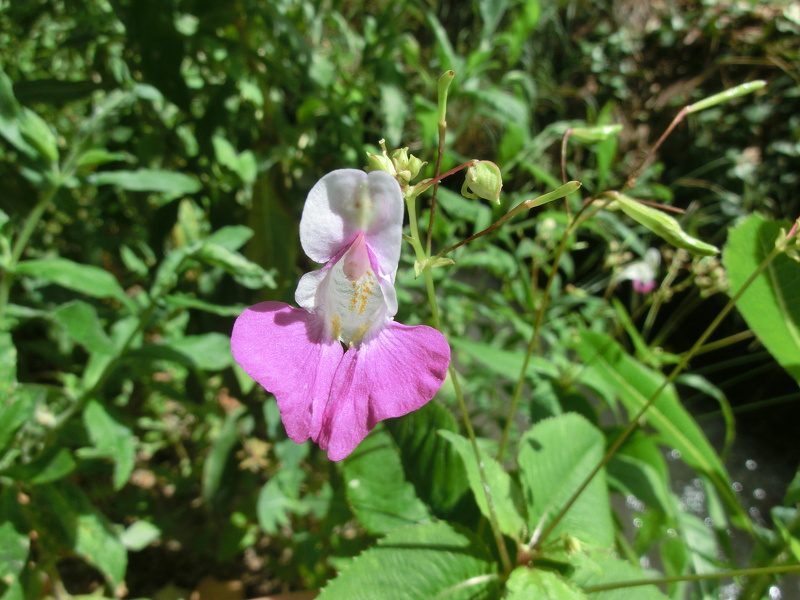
1 0 799 598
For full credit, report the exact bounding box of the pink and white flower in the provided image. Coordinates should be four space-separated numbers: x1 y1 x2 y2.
617 247 661 294
231 169 450 461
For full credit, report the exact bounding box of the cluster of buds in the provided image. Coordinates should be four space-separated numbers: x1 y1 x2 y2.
692 255 728 297
366 139 426 185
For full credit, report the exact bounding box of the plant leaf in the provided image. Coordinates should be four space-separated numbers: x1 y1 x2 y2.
504 567 587 600
384 401 469 515
518 413 614 547
317 521 499 600
83 400 136 490
14 258 135 311
33 482 127 587
343 426 431 535
439 430 526 540
724 214 800 383
575 330 750 531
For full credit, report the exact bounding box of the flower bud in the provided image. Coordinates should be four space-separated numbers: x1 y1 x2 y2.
461 160 502 204
389 147 426 184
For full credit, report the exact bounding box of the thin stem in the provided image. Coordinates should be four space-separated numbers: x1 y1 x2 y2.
496 196 599 462
533 241 784 548
434 182 581 259
0 182 60 321
623 107 687 190
405 192 512 576
584 563 800 593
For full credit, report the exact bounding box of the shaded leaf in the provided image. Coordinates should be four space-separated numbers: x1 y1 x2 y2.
34 482 127 586
84 400 136 490
385 400 469 515
343 427 431 535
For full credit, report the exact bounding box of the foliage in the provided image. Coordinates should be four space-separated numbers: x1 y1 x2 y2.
1 0 799 599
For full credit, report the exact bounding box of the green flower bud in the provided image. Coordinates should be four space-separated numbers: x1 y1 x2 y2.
461 160 502 204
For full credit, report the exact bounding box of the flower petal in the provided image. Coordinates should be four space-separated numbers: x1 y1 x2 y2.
315 322 450 461
300 169 403 275
231 302 343 443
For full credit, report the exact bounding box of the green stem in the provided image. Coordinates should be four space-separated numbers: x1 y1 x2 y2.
0 182 60 323
533 241 783 548
584 562 800 593
405 192 513 576
496 194 595 462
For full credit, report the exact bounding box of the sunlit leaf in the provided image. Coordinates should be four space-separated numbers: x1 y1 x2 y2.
317 521 499 600
724 214 800 384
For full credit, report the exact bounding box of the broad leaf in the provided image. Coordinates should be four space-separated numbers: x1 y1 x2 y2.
52 300 116 356
83 400 136 490
34 482 127 587
504 567 587 600
518 413 614 547
724 214 800 383
14 258 134 311
576 330 749 531
317 521 499 600
571 551 670 600
384 401 469 515
343 427 431 535
168 332 234 371
202 406 246 504
440 430 526 540
88 168 201 196
0 332 16 397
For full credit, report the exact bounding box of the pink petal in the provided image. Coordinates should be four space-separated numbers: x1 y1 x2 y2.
231 302 343 443
315 322 451 461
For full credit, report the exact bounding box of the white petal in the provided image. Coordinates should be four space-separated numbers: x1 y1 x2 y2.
299 169 403 275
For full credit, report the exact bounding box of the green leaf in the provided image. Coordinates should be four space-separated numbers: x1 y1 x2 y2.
0 68 37 159
83 400 135 490
204 225 254 251
3 447 76 485
34 482 127 587
518 413 614 547
0 332 16 397
384 401 469 515
19 107 59 164
256 476 295 535
167 332 233 371
0 521 30 582
76 148 128 169
163 293 247 317
439 430 526 540
451 337 559 381
202 406 245 505
575 330 750 531
120 520 161 551
343 427 431 535
52 301 116 356
606 433 677 524
504 567 587 600
724 214 800 383
194 242 276 289
378 84 408 147
570 551 670 600
88 168 201 197
318 521 499 600
612 194 719 256
14 258 134 311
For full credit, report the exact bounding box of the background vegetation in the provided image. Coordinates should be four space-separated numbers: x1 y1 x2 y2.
1 0 799 598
